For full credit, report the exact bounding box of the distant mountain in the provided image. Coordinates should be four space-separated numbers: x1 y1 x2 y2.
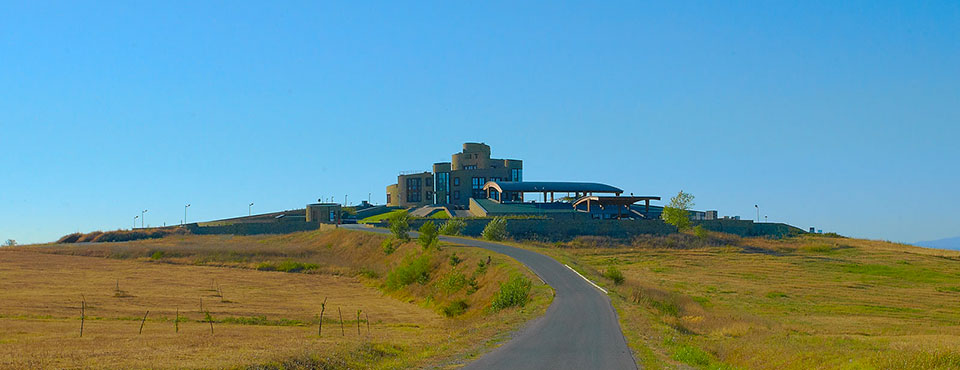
915 236 960 251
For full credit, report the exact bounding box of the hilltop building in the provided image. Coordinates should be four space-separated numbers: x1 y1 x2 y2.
386 142 522 207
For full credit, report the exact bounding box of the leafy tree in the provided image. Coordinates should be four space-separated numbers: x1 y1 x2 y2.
2 239 15 247
662 190 695 230
439 218 466 236
418 221 439 249
482 217 508 241
389 211 410 242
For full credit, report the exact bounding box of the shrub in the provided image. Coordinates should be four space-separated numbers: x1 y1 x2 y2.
150 251 166 260
491 275 532 311
388 211 411 242
482 217 508 241
449 253 463 266
381 238 397 255
440 218 465 236
693 225 708 241
437 270 468 294
385 254 432 290
442 299 469 317
603 266 625 285
418 221 439 249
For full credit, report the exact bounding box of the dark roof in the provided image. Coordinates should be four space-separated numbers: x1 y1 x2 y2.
483 181 623 194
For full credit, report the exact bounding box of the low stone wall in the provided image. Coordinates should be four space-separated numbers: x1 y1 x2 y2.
694 220 803 238
185 221 321 236
387 218 676 241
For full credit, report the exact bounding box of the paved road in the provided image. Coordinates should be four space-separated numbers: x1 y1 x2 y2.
341 224 637 370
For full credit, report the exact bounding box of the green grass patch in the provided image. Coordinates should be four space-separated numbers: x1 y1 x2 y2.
765 291 788 299
430 211 450 219
256 260 319 273
841 263 947 283
359 209 407 224
936 286 960 293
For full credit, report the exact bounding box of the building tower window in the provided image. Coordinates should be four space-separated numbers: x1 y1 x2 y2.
406 178 422 203
511 168 522 182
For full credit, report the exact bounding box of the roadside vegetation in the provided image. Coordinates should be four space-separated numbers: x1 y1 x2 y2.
1 227 551 369
522 231 960 369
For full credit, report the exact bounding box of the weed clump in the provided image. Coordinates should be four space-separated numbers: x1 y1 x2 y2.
437 270 468 294
442 299 469 317
491 275 531 311
603 266 625 285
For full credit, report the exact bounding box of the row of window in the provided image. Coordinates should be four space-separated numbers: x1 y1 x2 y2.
402 169 522 203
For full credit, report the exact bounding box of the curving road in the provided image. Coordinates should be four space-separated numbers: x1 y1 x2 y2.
341 224 637 370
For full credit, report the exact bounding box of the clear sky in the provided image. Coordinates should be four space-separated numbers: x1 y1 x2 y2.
1 1 958 244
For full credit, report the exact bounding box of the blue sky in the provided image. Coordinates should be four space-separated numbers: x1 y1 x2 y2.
1 1 957 244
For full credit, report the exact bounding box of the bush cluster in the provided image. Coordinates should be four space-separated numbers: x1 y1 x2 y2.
388 211 411 242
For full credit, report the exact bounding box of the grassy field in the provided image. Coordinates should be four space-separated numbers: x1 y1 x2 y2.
522 232 960 370
0 227 551 369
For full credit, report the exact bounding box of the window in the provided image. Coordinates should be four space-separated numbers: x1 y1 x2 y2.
489 177 501 182
435 172 450 204
425 177 433 187
454 191 460 200
510 168 522 182
386 193 391 204
463 165 477 170
406 178 421 203
453 177 460 186
471 177 486 199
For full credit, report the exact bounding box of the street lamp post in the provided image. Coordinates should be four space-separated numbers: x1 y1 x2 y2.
344 195 348 206
134 215 139 229
184 204 191 225
249 202 254 216
141 210 148 228
754 205 759 223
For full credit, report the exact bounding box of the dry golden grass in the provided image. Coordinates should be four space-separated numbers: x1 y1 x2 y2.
0 228 551 369
526 234 960 370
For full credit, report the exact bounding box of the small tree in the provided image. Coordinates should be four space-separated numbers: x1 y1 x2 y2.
389 211 410 242
2 239 16 247
418 221 439 249
439 218 465 236
482 217 508 241
661 190 695 230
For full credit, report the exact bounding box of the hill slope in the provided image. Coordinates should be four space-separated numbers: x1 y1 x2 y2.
525 233 960 369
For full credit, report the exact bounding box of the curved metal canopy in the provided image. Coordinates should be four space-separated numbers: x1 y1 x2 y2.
482 181 623 194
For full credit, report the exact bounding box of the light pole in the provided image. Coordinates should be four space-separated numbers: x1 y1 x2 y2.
184 204 191 225
141 210 148 228
754 205 759 223
134 215 139 229
344 195 348 206
764 215 768 223
249 202 254 216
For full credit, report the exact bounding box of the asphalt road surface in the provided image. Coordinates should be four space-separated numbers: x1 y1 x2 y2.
341 224 637 370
